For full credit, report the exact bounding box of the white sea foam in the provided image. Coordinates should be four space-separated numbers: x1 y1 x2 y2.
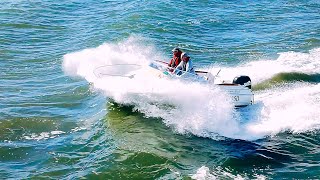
191 166 216 180
63 37 320 140
207 48 320 84
24 131 65 141
245 83 320 137
191 166 266 180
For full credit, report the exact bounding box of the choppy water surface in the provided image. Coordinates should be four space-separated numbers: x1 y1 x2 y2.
1 0 320 179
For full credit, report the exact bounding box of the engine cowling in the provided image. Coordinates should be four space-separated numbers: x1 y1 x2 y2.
233 75 252 89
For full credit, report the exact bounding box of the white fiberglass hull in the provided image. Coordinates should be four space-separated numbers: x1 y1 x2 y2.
218 84 254 107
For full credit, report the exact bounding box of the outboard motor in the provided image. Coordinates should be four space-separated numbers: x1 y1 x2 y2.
233 76 252 89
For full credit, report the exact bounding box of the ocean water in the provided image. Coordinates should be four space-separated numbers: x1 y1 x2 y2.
1 0 320 179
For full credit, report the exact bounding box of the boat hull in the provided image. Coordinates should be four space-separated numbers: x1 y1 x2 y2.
218 84 254 107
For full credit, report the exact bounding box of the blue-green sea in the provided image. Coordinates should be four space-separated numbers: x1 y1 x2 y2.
1 0 320 179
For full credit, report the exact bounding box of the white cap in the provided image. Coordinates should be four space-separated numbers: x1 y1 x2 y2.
181 52 190 59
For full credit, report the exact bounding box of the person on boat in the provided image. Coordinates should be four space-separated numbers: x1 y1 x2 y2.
168 47 183 71
173 52 195 76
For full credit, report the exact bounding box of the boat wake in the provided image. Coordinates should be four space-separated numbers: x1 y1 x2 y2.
254 72 320 91
63 37 320 140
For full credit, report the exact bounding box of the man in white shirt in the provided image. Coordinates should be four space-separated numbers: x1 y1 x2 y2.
173 52 195 76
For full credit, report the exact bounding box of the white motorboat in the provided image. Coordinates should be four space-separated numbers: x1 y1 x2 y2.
148 61 254 107
93 61 254 107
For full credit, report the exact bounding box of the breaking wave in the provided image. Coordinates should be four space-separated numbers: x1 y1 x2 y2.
63 36 320 140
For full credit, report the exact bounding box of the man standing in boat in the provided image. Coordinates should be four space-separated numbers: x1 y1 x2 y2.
168 47 183 71
174 52 195 76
